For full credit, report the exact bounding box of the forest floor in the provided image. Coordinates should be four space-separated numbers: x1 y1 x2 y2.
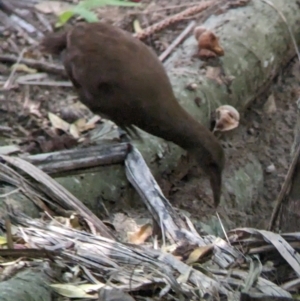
0 0 298 235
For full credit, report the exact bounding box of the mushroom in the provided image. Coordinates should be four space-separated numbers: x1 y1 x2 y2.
193 26 224 60
213 105 240 132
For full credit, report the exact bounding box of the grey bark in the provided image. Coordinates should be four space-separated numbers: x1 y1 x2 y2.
53 0 300 225
240 292 294 301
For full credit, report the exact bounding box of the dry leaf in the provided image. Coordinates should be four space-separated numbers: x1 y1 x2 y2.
177 268 192 284
173 255 183 261
133 19 143 33
230 228 300 278
69 214 81 229
86 115 101 125
0 145 20 155
73 118 87 131
50 216 70 227
23 97 42 118
11 64 37 74
0 236 7 246
263 94 277 114
49 216 80 229
75 118 95 132
82 122 96 132
186 245 213 264
48 112 70 132
206 67 223 85
128 223 152 245
50 283 104 298
163 244 178 253
35 1 71 15
99 288 135 301
69 123 80 139
112 214 152 242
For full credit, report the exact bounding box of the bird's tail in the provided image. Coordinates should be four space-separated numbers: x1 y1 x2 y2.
40 30 68 55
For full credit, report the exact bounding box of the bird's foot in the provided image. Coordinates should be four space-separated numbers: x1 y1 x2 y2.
118 127 131 143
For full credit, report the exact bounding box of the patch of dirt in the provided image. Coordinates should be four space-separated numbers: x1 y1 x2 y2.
169 58 299 230
0 0 298 232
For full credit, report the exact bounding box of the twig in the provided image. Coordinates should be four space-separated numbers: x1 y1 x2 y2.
0 10 37 45
159 21 196 62
0 0 44 38
0 54 66 77
3 48 26 89
17 79 72 87
35 12 53 32
133 1 215 40
1 154 116 240
0 188 20 198
216 212 231 245
0 126 12 133
268 144 300 231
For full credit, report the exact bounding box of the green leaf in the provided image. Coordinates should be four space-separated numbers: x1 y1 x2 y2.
103 0 140 6
56 0 140 27
78 0 140 9
77 0 109 9
72 6 99 22
56 10 74 27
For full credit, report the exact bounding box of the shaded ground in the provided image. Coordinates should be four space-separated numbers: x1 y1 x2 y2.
0 0 298 232
170 58 298 230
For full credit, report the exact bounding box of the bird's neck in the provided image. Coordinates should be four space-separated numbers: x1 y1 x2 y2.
155 98 219 157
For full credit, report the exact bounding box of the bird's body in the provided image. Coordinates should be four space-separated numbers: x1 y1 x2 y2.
40 22 225 207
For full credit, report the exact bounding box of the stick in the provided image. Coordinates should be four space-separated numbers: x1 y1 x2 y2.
133 1 215 40
0 54 66 77
159 21 196 62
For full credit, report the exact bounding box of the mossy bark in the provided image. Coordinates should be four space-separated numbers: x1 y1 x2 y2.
0 269 53 301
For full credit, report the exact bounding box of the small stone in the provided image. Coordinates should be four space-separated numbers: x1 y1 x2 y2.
263 94 277 114
247 128 255 135
194 97 202 107
266 164 276 174
186 82 198 91
253 121 260 129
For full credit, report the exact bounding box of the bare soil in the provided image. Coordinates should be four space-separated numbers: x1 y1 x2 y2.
170 59 298 230
0 0 299 232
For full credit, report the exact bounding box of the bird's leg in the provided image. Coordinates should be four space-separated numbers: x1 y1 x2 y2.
118 127 131 142
118 125 143 142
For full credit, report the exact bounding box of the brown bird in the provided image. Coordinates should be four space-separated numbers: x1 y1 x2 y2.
40 22 225 207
